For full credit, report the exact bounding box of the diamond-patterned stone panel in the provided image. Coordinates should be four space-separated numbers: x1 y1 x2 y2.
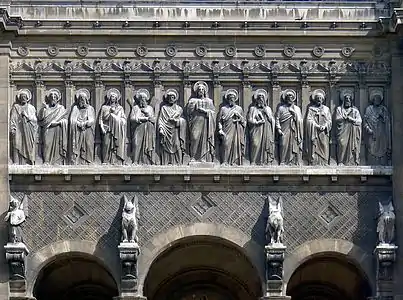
13 191 389 255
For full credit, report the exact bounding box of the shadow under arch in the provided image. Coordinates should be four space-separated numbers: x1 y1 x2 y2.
283 238 374 294
138 223 265 298
26 240 120 298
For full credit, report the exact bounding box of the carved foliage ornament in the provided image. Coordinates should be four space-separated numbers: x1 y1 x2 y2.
283 46 295 58
47 46 59 57
106 46 118 57
136 46 148 57
76 46 89 57
195 45 207 58
17 46 29 57
224 46 237 57
165 45 177 57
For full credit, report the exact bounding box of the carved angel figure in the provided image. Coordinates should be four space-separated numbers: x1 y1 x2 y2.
377 199 395 245
4 195 28 244
122 195 139 243
266 196 284 245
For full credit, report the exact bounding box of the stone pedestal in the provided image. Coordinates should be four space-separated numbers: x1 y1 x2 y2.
118 242 141 295
113 296 147 300
264 244 287 297
261 296 291 300
4 242 29 294
375 244 398 298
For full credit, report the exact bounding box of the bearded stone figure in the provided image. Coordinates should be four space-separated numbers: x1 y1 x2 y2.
99 88 127 165
69 88 95 165
335 89 362 166
38 88 68 165
158 89 187 165
186 81 216 163
247 89 275 165
10 89 38 165
305 89 332 166
275 89 303 166
363 89 391 165
130 89 156 165
217 89 246 166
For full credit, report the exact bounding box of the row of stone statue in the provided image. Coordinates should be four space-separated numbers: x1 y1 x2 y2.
10 81 391 166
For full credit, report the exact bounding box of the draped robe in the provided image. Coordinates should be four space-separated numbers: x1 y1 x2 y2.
363 105 391 165
158 103 186 165
186 97 216 162
218 104 246 165
99 104 127 164
10 103 38 165
247 105 275 165
305 105 332 165
130 105 155 165
69 105 95 164
38 104 68 164
335 106 362 165
275 104 303 165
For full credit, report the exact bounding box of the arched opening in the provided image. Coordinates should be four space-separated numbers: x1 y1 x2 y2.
144 235 262 300
286 254 372 300
33 253 118 300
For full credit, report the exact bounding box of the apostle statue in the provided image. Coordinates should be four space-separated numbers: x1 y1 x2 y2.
158 88 187 165
10 89 38 165
335 89 362 166
363 89 391 165
38 88 68 165
129 89 156 165
186 81 216 163
217 89 246 165
69 88 95 165
99 88 127 165
247 89 275 165
275 89 303 166
305 89 332 165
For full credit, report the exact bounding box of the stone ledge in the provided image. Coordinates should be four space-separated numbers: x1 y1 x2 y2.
8 165 393 176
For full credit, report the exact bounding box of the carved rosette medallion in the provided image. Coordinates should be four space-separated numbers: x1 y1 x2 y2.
254 45 266 58
165 45 177 57
47 46 59 57
136 46 148 57
341 46 355 58
17 46 29 57
312 46 325 58
195 45 207 57
76 46 89 57
106 46 118 57
283 46 295 58
224 46 237 57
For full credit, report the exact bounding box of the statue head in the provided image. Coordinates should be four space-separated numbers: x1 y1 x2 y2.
312 89 326 107
340 89 354 108
224 89 238 107
254 89 268 108
106 88 121 105
17 89 32 105
370 89 384 107
75 89 91 109
46 88 62 107
164 89 179 105
281 89 296 106
193 81 208 99
136 89 150 108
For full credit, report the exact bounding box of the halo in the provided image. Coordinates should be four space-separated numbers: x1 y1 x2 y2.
46 88 62 101
75 88 90 101
281 89 296 102
17 89 32 101
224 89 239 101
311 89 326 100
106 88 121 101
193 81 209 94
340 88 354 102
165 88 179 100
136 88 150 101
254 89 268 101
369 89 383 103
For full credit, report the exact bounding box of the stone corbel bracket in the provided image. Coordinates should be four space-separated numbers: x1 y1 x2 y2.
391 8 403 33
4 242 29 294
118 242 141 295
264 244 288 298
374 244 398 297
0 8 22 32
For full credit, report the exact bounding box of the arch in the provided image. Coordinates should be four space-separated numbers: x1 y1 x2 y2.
26 240 120 297
283 239 374 293
138 223 265 294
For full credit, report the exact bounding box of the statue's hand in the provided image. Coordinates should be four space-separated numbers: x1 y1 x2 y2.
319 125 326 132
367 128 374 135
10 128 16 136
277 129 284 136
218 130 226 138
100 125 106 135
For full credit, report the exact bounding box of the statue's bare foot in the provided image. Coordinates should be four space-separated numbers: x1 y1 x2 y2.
123 239 128 243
